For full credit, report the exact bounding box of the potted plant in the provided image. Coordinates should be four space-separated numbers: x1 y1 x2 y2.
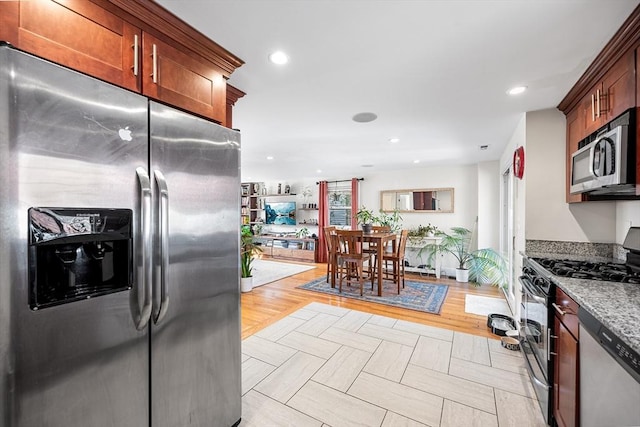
376 209 403 233
407 223 439 245
295 227 310 239
355 206 375 233
419 227 506 285
241 225 263 292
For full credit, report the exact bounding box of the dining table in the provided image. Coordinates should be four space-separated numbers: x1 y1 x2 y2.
329 230 397 296
363 231 397 296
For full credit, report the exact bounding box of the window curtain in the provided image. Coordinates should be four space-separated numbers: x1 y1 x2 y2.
351 177 359 230
317 180 329 263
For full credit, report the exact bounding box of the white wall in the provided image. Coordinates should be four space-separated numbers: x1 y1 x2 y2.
358 165 479 233
477 161 500 249
524 109 616 243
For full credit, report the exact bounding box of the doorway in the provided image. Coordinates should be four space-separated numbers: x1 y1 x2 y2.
501 166 517 314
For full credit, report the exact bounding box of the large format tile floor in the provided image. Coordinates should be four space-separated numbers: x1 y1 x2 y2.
241 302 546 427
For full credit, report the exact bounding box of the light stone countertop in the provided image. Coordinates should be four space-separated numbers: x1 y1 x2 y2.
525 252 640 356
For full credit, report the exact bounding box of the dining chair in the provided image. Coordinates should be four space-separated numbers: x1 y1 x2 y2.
381 229 409 294
335 229 374 296
323 226 337 286
364 225 391 277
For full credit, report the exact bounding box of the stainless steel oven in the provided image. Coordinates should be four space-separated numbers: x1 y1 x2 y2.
519 257 554 425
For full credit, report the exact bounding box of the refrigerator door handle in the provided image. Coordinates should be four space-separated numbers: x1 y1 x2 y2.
154 169 170 324
135 167 153 330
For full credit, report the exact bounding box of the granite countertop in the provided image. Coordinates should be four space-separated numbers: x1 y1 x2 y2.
525 252 640 356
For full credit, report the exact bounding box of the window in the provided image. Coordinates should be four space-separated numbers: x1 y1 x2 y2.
328 182 352 226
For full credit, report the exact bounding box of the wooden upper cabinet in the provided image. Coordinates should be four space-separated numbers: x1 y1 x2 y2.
142 33 226 124
1 0 140 92
577 51 635 139
565 108 586 203
581 82 606 136
558 4 640 202
602 50 635 122
0 0 244 125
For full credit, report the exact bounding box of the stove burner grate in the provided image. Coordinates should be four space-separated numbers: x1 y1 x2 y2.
532 257 640 284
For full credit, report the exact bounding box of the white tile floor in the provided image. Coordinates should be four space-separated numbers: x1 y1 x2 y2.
241 302 546 427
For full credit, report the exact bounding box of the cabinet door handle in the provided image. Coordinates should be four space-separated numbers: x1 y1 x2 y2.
132 34 139 76
151 43 158 84
591 93 596 121
596 89 601 117
552 302 566 316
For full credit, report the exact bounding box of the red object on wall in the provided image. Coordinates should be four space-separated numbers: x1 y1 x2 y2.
513 146 525 179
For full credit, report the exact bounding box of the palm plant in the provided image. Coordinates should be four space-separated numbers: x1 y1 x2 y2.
419 227 507 286
241 225 262 278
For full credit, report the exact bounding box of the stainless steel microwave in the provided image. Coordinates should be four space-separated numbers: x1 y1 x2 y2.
570 119 635 195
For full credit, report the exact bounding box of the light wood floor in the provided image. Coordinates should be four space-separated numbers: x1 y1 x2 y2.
241 262 507 340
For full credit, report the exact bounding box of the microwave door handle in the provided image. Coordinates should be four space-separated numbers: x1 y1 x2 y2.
589 142 600 177
153 170 170 324
604 138 615 175
135 167 153 330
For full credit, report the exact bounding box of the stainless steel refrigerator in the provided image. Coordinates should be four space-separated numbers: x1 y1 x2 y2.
0 45 241 427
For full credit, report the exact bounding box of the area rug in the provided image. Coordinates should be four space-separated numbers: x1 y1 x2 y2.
296 277 449 315
251 259 315 288
464 294 512 317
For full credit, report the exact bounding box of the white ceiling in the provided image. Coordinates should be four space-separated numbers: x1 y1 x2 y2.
156 0 639 182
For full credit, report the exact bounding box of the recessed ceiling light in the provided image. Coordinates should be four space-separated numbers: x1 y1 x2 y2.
352 112 377 123
413 160 420 164
507 86 527 95
389 138 400 143
361 164 374 168
268 51 289 65
316 169 322 173
266 156 274 160
480 144 489 150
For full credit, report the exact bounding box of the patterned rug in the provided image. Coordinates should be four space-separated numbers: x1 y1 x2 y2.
296 277 449 315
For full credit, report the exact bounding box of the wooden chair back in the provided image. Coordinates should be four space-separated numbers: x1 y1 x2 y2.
323 226 337 252
335 229 364 256
397 229 409 259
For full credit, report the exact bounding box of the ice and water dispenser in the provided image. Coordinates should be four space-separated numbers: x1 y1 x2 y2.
28 208 133 310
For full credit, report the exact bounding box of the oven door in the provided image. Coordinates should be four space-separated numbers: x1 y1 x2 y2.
519 275 552 424
521 338 551 424
519 276 550 369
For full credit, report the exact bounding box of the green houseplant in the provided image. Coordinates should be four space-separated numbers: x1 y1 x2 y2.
295 227 310 238
407 223 439 244
419 227 506 286
355 206 375 233
376 209 403 233
241 225 262 291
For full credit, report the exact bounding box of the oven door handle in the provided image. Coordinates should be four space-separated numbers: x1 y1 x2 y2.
520 340 550 390
518 276 546 304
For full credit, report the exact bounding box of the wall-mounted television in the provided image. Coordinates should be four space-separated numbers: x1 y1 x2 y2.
265 202 296 225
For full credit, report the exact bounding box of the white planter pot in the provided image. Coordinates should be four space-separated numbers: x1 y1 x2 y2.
455 268 469 283
240 276 253 293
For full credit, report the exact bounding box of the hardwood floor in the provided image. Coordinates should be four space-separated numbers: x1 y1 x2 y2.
241 262 507 340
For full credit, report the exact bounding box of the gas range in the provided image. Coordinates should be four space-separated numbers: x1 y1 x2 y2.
531 227 640 285
532 257 640 284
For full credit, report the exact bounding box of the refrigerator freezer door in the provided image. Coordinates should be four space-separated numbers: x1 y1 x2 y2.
149 102 241 427
0 46 150 426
